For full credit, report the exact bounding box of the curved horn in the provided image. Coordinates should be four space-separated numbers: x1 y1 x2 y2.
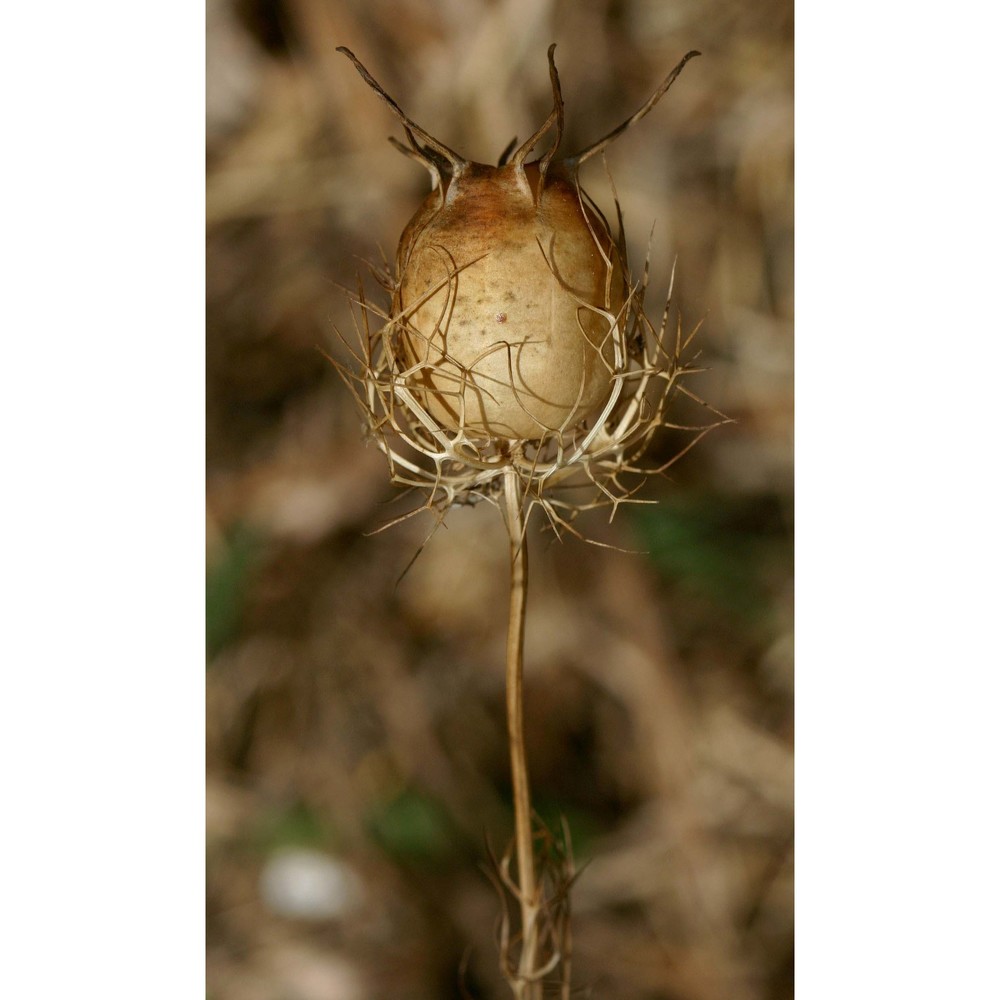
563 50 700 170
537 44 565 187
510 44 564 171
337 47 466 171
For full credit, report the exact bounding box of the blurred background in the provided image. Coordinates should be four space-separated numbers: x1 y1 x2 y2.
206 0 793 997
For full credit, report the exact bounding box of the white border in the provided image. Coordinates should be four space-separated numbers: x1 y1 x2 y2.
2 5 204 995
798 2 998 997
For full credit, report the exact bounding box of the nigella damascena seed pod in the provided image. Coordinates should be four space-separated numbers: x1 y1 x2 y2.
338 45 698 443
396 160 624 439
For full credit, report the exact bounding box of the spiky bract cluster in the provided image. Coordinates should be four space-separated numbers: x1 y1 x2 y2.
337 252 723 541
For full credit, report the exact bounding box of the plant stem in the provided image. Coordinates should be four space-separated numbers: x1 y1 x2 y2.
502 466 540 999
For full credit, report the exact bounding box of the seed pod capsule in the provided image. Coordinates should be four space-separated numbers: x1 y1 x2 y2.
397 159 624 439
338 45 699 447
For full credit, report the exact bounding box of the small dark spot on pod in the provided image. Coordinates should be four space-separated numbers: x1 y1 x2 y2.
495 312 507 324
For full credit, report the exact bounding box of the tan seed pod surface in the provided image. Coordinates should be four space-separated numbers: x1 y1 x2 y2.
396 161 624 440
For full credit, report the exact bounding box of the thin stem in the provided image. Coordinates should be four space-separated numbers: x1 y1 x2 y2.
501 465 540 1000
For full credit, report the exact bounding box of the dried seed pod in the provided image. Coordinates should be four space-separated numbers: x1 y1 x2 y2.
333 46 725 534
397 160 624 439
332 48 725 998
339 45 699 442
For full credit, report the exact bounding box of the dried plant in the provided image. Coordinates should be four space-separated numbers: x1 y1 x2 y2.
330 45 727 999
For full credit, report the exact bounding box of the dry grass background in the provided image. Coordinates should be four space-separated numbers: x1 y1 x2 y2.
206 1 793 997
